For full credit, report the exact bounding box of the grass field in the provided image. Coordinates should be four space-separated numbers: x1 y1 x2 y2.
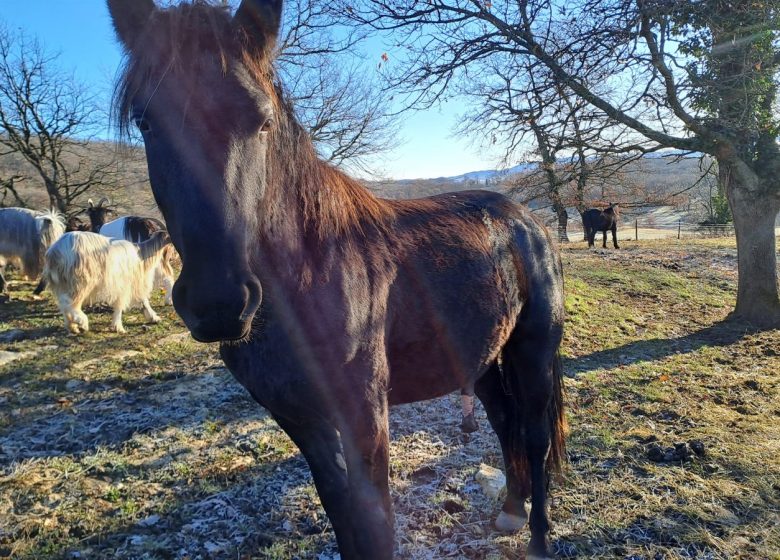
1 238 778 559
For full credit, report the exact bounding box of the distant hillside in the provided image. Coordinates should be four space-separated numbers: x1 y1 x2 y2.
0 140 156 217
3 139 709 222
368 154 706 202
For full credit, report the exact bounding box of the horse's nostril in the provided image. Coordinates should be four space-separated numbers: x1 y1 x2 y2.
240 278 262 322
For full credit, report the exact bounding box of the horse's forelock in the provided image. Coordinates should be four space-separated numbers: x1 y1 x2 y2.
113 1 242 137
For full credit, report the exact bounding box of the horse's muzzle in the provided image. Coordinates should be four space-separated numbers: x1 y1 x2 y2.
173 275 262 342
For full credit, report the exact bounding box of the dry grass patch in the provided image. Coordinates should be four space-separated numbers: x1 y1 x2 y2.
0 238 778 559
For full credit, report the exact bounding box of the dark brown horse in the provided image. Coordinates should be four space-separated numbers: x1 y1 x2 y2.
583 203 620 249
106 1 566 558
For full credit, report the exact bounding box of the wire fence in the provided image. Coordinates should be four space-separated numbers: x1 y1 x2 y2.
562 220 739 241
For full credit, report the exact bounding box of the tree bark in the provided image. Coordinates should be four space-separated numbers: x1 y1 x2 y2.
722 160 780 327
551 197 569 242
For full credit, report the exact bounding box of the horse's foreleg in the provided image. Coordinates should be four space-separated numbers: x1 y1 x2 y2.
273 415 358 558
339 396 394 560
602 228 608 248
612 224 620 249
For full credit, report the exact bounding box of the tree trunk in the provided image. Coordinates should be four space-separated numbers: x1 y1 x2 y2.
723 163 780 327
550 193 569 242
577 209 587 241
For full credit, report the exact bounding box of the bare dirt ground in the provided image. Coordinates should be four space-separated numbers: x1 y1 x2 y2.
1 238 779 559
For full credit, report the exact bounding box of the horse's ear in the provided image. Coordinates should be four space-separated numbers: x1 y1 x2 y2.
234 0 283 54
106 0 156 49
88 199 94 208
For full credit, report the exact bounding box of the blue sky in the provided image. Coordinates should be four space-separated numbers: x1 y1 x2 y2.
1 1 500 180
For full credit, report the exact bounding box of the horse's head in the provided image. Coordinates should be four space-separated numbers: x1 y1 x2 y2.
107 0 279 342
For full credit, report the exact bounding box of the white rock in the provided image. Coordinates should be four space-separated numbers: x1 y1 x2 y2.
475 463 506 500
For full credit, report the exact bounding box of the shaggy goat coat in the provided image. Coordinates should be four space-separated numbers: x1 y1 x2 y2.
44 231 170 333
99 216 176 305
0 208 65 284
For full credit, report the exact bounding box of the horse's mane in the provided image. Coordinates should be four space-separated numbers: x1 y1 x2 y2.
112 0 392 240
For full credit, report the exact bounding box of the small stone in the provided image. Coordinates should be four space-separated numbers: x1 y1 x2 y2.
137 514 160 527
475 464 506 499
128 535 145 546
65 379 85 391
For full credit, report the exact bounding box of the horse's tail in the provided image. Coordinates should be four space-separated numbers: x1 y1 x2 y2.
547 352 567 473
501 307 567 490
581 211 592 236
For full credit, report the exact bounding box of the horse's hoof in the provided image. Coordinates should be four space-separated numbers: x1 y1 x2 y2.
495 511 527 532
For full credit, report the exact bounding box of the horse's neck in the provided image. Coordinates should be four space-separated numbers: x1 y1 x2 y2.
255 156 384 281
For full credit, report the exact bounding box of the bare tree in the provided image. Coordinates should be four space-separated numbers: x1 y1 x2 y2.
280 59 399 172
342 0 780 326
0 26 123 215
276 0 398 172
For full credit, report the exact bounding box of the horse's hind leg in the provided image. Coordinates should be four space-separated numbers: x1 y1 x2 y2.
502 326 564 559
273 415 359 558
586 228 595 248
602 228 608 248
474 361 528 531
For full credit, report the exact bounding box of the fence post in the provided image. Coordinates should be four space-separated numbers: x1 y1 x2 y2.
635 219 638 241
678 220 681 240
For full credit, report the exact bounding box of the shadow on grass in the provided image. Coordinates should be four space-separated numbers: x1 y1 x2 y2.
0 366 257 469
565 320 759 376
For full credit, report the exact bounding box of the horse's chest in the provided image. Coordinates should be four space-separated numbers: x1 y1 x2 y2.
220 341 301 411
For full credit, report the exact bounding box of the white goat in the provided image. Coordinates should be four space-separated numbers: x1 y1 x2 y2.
0 208 65 294
99 216 176 305
43 230 171 334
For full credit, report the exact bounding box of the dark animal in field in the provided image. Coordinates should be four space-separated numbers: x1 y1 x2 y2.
106 1 567 559
43 230 171 334
583 203 620 249
0 208 65 296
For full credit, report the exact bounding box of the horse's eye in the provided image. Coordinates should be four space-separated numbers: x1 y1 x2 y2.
260 118 273 134
134 116 152 134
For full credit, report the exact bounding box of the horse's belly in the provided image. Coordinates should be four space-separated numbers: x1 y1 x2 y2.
385 320 508 405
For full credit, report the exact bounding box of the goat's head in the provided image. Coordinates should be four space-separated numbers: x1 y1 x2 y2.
85 198 116 232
